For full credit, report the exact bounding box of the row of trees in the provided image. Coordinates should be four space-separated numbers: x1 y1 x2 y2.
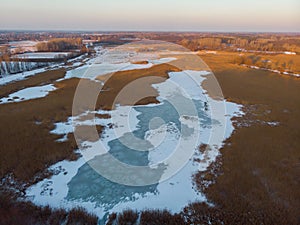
0 60 50 76
233 55 295 72
36 38 83 52
180 38 224 51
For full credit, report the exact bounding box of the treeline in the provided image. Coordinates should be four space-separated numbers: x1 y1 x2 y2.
180 37 224 51
36 38 83 52
179 36 300 53
233 54 295 72
0 56 50 76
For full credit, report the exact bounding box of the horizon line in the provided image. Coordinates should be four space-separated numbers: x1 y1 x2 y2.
1 29 300 34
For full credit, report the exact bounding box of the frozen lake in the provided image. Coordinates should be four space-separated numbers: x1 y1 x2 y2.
26 71 241 221
24 42 243 222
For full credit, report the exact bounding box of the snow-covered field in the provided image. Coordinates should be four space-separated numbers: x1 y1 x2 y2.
64 57 176 81
9 41 38 53
9 41 38 47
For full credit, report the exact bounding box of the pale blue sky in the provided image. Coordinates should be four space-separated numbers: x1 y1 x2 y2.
0 0 299 31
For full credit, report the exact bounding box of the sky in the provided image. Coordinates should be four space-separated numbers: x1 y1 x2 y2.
0 0 299 32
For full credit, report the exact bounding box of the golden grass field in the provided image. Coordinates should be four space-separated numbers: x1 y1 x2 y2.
199 52 300 224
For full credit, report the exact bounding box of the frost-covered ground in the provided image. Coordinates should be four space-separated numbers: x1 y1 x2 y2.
8 41 38 53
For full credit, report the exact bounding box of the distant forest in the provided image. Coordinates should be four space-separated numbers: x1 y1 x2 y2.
178 35 300 52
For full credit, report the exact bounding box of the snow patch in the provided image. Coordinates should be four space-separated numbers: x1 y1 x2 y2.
0 84 56 104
